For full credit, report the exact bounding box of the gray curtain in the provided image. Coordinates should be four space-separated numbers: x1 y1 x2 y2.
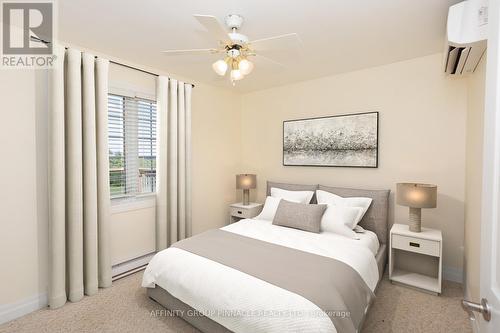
156 76 192 250
48 46 112 309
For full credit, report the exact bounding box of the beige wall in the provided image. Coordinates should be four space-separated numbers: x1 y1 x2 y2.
191 83 241 234
0 70 49 306
110 200 156 265
464 56 486 301
240 53 468 274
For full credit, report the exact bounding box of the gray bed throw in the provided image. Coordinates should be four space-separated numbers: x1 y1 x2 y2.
172 229 374 333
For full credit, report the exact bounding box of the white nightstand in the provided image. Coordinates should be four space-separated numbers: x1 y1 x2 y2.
389 223 442 295
229 202 263 224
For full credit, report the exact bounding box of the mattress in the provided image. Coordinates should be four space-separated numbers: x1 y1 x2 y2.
143 218 382 333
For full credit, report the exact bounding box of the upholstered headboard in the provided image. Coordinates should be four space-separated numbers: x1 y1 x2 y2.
266 181 390 244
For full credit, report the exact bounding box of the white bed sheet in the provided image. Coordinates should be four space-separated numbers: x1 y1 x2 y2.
142 218 379 333
224 218 380 256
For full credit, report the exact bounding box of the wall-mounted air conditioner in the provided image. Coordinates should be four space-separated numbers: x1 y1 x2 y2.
444 0 488 76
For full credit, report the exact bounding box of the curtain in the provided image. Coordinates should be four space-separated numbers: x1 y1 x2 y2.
156 76 192 250
48 47 112 309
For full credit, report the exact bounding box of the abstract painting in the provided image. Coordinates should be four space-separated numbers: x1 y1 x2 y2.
283 112 378 167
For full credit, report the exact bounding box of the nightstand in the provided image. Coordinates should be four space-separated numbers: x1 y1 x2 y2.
389 223 442 295
229 202 263 224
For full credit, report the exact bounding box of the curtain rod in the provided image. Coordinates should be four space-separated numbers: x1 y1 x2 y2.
61 46 195 88
109 60 195 88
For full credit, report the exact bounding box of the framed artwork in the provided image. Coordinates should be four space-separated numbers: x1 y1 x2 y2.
283 112 378 168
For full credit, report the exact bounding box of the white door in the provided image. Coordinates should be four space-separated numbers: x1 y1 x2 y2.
478 0 500 331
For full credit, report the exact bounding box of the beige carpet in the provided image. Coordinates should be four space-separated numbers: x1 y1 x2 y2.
1 271 472 333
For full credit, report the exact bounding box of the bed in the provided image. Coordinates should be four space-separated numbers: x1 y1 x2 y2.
143 181 390 333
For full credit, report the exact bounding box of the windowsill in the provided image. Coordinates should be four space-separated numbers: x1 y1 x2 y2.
111 193 156 214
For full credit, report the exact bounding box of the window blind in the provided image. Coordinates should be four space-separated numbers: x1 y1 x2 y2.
108 94 156 198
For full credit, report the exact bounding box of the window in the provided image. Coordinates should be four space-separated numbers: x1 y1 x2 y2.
108 94 156 198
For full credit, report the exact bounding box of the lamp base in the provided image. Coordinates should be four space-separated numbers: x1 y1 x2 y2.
409 207 422 232
242 189 250 205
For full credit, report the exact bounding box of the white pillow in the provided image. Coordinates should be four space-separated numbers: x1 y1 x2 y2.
271 187 314 204
321 205 362 239
316 190 372 225
354 225 366 233
255 196 299 221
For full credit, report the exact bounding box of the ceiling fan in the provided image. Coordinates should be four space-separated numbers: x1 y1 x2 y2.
161 14 301 85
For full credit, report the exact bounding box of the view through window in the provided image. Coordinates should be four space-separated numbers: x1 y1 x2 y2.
108 94 156 197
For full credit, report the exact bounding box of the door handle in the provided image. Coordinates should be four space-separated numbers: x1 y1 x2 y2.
462 298 491 321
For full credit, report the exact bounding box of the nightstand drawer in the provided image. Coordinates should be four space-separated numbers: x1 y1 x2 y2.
229 206 253 219
392 234 440 257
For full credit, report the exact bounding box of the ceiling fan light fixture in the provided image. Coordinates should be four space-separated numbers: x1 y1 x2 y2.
161 14 299 86
238 58 254 75
227 48 240 58
230 69 244 81
212 59 228 76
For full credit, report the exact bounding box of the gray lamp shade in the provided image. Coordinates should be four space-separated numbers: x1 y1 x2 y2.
397 183 437 208
236 174 256 189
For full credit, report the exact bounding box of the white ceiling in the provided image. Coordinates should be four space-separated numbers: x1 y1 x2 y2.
58 0 460 93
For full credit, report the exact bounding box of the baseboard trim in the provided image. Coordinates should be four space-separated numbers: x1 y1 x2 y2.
443 266 463 283
0 253 156 325
0 293 48 325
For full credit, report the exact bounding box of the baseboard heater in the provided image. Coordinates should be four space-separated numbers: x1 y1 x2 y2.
111 252 156 281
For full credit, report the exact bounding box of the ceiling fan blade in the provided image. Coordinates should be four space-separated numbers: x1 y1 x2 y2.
251 54 286 68
193 15 230 43
161 48 220 56
248 33 302 52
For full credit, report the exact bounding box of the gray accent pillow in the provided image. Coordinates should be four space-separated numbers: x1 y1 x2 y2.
266 181 319 203
272 200 327 233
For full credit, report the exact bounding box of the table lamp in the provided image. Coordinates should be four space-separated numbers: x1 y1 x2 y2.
236 174 256 205
396 183 437 232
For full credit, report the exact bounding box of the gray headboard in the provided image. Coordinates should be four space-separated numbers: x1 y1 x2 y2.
266 181 390 244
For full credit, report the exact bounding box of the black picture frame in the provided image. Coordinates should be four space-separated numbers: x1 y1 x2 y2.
282 111 379 168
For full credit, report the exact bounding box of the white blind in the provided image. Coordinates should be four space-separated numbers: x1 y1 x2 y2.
108 94 156 198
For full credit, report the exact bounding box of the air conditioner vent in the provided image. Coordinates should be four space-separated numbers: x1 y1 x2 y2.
444 0 487 76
